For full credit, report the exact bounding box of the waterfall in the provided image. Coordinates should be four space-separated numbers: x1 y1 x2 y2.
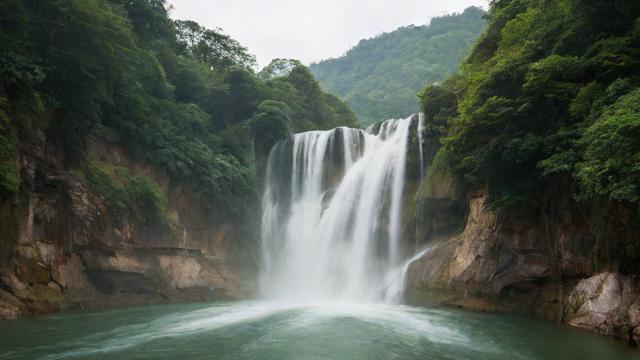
417 113 426 187
260 115 423 304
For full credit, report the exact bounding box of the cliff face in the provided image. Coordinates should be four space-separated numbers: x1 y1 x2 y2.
405 172 640 346
403 0 640 345
0 124 256 320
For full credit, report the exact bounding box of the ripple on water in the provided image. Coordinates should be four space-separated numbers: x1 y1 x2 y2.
0 301 638 360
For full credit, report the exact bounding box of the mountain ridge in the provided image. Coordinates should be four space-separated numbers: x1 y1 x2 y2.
310 6 486 125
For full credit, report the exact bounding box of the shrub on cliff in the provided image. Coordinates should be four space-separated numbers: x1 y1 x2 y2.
84 161 171 230
576 89 640 202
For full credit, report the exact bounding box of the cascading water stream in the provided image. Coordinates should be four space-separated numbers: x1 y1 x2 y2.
260 115 423 304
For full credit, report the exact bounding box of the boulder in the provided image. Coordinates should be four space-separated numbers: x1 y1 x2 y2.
565 272 639 342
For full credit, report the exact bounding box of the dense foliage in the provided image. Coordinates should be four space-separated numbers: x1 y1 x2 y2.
83 160 171 230
310 7 486 126
0 0 357 217
420 0 640 208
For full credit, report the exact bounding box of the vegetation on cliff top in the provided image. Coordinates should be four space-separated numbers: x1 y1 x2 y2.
419 0 640 208
0 0 357 216
83 160 171 231
310 6 486 126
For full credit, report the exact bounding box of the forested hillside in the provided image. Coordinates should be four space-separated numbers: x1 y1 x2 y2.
310 6 486 125
0 0 357 217
421 0 640 214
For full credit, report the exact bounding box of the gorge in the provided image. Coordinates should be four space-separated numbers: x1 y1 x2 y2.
1 0 640 358
1 117 639 359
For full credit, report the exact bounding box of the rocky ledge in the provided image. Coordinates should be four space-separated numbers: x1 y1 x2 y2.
0 247 242 320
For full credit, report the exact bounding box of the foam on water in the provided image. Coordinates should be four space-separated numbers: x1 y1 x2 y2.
2 300 637 359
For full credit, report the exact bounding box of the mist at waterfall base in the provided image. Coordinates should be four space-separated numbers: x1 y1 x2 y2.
2 301 638 359
1 117 639 360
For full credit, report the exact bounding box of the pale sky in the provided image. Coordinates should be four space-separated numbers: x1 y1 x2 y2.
169 0 490 68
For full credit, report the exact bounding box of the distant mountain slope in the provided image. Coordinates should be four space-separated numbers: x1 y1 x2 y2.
310 6 486 125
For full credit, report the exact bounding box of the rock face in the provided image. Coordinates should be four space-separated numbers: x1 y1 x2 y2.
405 185 640 345
404 142 640 345
406 194 557 316
0 128 255 320
565 272 640 344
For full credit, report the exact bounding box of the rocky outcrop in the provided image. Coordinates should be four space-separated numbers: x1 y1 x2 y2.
405 187 640 345
0 126 256 320
565 272 640 345
406 193 558 316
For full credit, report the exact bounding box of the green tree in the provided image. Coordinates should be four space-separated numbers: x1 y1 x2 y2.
259 59 302 81
419 0 640 208
0 0 358 217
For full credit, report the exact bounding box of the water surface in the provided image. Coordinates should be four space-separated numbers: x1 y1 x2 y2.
0 301 637 359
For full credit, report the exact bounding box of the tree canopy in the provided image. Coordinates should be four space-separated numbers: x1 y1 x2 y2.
0 0 357 218
419 0 640 207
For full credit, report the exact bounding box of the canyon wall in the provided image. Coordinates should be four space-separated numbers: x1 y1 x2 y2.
405 164 640 346
0 125 256 320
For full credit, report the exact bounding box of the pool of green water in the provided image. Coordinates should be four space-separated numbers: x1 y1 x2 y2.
0 301 637 359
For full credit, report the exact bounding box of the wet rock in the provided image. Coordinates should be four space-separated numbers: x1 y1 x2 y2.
0 289 26 320
565 272 639 342
24 283 62 314
407 194 552 302
54 254 91 289
629 303 640 345
159 255 204 288
14 245 50 285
